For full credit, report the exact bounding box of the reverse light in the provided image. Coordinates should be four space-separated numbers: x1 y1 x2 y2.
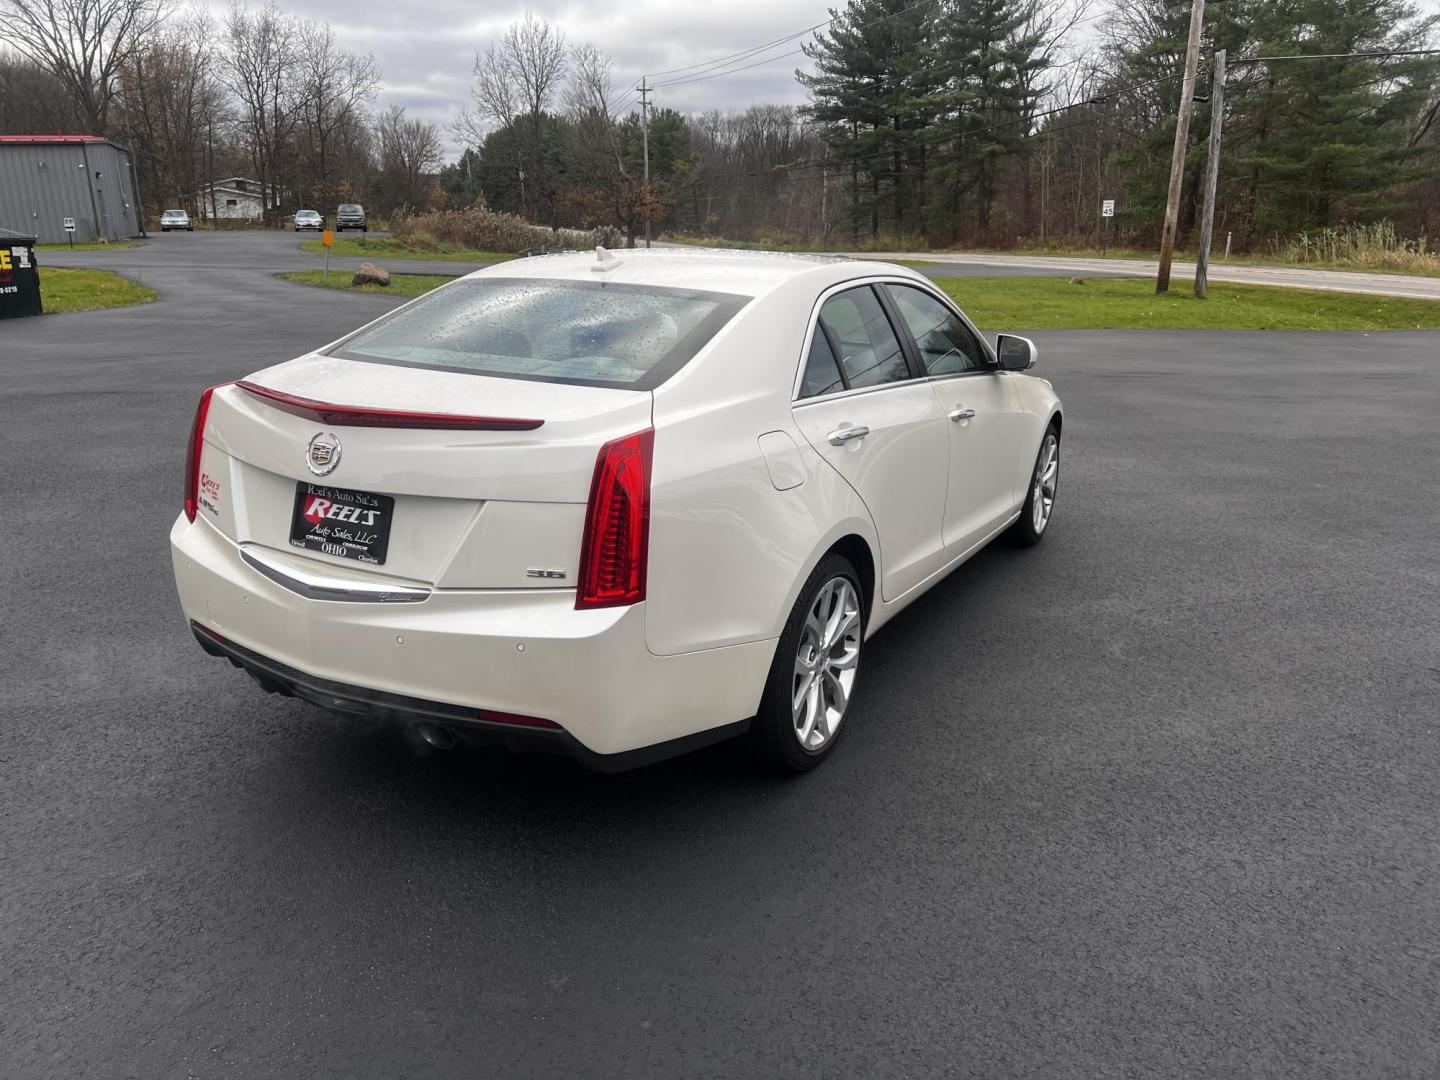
184 383 229 522
576 428 654 609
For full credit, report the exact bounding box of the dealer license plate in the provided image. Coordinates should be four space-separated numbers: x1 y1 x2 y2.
289 482 394 565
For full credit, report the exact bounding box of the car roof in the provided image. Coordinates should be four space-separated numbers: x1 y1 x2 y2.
462 246 858 299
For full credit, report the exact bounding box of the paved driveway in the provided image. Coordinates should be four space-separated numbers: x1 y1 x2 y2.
3 240 1439 1078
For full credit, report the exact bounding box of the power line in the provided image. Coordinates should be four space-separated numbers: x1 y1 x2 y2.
644 0 941 82
651 5 1115 89
1241 49 1440 63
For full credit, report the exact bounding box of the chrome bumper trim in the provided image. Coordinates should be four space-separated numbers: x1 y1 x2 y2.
240 546 431 603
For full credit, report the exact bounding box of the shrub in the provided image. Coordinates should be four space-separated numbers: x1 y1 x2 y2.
391 208 618 254
1269 222 1439 273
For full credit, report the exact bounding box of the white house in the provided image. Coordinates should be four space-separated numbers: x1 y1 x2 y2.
196 177 264 222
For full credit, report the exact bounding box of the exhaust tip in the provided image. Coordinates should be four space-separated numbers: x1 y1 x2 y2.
416 723 457 750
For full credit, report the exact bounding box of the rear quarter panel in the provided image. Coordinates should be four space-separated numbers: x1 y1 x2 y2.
645 271 883 657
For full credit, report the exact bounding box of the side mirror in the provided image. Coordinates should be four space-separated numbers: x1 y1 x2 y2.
996 334 1038 371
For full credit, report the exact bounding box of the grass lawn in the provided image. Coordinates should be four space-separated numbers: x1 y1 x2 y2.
938 276 1440 331
35 240 141 252
39 267 157 313
280 270 456 297
297 236 514 262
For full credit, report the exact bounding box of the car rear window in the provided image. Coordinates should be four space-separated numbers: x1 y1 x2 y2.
327 278 749 390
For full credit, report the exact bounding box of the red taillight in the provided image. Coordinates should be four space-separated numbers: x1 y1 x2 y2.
184 383 229 522
575 428 654 610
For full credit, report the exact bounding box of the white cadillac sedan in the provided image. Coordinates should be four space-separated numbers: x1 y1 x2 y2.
173 249 1061 772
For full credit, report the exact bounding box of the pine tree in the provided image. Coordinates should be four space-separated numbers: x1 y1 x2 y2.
1235 0 1440 235
927 0 1049 239
801 0 939 239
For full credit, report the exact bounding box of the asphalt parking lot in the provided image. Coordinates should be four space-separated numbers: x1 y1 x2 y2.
3 233 1439 1078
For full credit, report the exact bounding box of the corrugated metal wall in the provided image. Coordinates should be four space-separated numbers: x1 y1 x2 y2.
0 142 142 244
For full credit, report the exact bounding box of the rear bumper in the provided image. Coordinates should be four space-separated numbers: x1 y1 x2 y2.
190 622 746 771
172 514 772 764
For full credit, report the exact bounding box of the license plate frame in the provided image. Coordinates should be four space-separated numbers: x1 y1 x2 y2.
289 482 394 565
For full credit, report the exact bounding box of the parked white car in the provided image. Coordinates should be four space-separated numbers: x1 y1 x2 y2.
172 249 1062 771
160 209 193 232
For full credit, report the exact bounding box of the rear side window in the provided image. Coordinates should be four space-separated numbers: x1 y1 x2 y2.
329 278 748 390
799 331 845 398
817 286 910 390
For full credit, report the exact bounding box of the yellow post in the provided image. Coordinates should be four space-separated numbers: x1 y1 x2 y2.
322 229 333 282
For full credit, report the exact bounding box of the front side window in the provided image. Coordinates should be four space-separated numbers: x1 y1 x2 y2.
886 283 988 375
816 286 910 390
329 278 747 390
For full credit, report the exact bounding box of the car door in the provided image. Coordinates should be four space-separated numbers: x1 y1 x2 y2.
882 282 1026 559
790 283 950 602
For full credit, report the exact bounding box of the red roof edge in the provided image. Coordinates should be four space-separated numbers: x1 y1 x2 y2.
0 134 107 143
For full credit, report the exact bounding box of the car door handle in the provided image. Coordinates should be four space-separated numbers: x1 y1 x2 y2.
827 424 870 445
948 408 976 422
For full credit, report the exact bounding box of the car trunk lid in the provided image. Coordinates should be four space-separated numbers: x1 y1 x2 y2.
195 354 651 589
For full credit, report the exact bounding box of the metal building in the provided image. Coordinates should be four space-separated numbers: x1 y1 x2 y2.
0 135 142 244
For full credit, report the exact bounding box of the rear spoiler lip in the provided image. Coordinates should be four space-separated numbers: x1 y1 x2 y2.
234 380 544 431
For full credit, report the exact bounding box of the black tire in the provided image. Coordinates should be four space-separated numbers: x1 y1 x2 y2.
1008 423 1060 548
749 552 865 773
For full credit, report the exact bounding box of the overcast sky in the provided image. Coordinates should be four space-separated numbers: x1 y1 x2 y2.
246 0 1440 160
241 0 858 156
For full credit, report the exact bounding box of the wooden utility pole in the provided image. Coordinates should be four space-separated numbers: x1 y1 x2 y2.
1155 0 1206 294
639 76 652 249
1194 49 1227 299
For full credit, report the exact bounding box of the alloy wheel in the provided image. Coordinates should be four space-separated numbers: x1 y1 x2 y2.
1032 433 1059 534
792 577 861 752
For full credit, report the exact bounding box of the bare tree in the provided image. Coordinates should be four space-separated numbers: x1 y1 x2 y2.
456 13 566 220
564 41 612 120
295 19 379 208
376 105 441 211
116 10 227 215
0 0 167 134
0 48 90 132
221 0 301 223
565 42 621 176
